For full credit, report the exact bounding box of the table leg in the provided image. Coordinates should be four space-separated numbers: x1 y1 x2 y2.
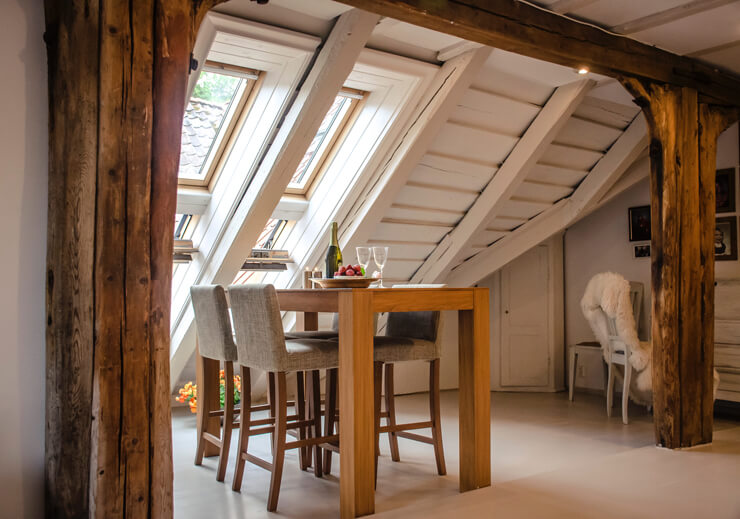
338 291 375 518
458 288 491 492
195 340 221 458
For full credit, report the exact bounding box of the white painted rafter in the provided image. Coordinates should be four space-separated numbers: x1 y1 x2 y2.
446 113 648 287
610 0 737 35
411 78 595 283
338 47 493 256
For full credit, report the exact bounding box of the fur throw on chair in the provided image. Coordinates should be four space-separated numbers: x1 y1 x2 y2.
581 272 653 404
581 272 720 406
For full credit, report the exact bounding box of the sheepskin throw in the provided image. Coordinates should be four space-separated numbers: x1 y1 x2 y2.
581 272 719 406
581 272 653 404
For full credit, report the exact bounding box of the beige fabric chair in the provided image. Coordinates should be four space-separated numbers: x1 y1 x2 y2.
190 285 240 482
228 284 339 512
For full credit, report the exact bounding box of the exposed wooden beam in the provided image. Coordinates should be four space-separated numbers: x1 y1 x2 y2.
412 78 594 283
335 0 740 107
447 114 647 287
621 78 738 448
611 0 737 35
208 9 379 286
339 47 492 255
44 0 225 516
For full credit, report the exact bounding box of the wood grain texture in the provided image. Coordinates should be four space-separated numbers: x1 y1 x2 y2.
44 1 226 516
621 78 738 448
335 0 740 107
458 288 491 491
338 291 376 518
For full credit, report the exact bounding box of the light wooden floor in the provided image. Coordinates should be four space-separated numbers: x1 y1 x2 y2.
173 391 740 518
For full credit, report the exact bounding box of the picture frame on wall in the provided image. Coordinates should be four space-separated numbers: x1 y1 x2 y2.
716 168 736 214
715 215 738 261
628 205 651 242
634 244 650 258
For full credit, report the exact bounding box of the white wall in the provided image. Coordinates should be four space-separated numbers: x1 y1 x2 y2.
0 1 47 517
564 123 740 390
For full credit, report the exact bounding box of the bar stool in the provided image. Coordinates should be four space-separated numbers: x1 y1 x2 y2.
190 285 241 482
228 284 340 512
373 283 447 476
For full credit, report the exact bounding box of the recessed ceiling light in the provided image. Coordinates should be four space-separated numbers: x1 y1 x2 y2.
577 67 590 75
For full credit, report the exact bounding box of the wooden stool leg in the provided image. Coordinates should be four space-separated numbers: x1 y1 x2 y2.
267 372 287 512
195 355 219 465
232 366 252 491
217 361 235 482
383 363 400 462
268 371 276 455
323 367 338 475
429 359 446 475
307 370 323 477
374 361 383 486
296 371 309 470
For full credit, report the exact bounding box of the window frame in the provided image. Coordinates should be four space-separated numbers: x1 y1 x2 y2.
284 88 366 197
177 61 260 188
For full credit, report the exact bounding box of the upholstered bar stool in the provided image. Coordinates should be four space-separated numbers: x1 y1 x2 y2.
190 285 241 482
229 284 340 512
374 284 447 476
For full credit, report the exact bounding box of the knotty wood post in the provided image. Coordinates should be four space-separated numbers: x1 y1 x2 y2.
44 1 224 516
621 78 738 448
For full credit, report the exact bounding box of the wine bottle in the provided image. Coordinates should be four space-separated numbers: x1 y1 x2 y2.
325 221 343 278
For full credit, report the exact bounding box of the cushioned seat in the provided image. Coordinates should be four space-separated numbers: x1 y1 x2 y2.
372 335 436 363
285 330 339 340
284 338 339 371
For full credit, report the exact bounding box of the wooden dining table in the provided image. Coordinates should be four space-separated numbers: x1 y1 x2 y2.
199 286 491 518
279 286 491 518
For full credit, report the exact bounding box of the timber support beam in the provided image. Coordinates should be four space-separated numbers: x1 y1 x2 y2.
44 0 225 516
620 78 738 448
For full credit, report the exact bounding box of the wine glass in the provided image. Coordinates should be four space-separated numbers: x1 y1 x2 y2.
372 246 389 288
356 247 371 277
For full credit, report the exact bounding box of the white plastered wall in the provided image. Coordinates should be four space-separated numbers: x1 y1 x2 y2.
0 0 47 517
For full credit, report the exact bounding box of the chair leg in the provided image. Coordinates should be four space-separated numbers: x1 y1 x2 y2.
194 365 209 466
296 371 308 470
383 363 400 462
622 362 631 425
606 361 615 418
429 359 446 476
267 372 276 456
217 361 234 482
232 366 252 491
374 362 384 486
323 368 338 475
267 372 287 512
568 348 577 402
307 370 323 477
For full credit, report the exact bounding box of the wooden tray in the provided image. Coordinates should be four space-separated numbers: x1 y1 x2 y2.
311 277 375 288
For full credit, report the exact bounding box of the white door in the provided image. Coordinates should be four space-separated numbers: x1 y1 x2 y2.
500 245 550 388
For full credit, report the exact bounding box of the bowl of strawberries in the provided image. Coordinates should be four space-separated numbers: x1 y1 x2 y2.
311 264 375 288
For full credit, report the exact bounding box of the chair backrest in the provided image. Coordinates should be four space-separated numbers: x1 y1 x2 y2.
190 285 238 362
228 284 288 372
386 284 446 353
606 281 643 354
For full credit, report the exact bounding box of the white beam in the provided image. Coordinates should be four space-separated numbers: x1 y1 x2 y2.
611 0 736 35
338 47 492 255
412 78 594 284
169 9 378 389
437 40 484 61
207 9 379 286
447 113 647 287
548 0 600 15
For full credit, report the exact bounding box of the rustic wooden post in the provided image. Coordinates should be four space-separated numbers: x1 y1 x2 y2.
621 78 738 448
44 1 224 516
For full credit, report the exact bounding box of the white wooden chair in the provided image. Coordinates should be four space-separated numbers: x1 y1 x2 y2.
570 282 643 425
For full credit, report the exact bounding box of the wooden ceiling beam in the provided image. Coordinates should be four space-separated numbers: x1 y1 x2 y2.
336 0 740 107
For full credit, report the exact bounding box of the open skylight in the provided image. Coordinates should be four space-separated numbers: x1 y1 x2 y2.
178 64 258 186
286 90 363 195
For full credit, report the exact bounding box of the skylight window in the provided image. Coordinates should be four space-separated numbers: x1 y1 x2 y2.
178 63 258 187
286 89 364 195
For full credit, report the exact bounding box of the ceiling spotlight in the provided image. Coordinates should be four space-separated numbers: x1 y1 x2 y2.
577 67 590 75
